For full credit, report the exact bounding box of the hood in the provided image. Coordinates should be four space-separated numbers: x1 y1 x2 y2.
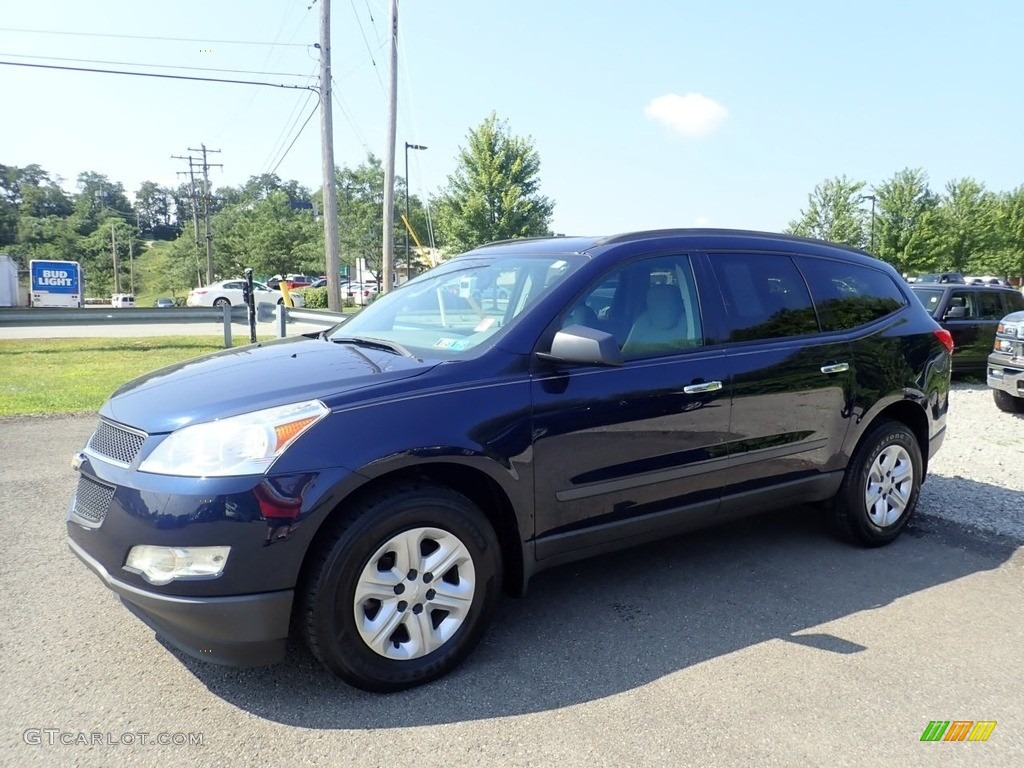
101 336 439 433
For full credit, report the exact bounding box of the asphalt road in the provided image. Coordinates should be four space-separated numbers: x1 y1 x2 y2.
1 409 1022 768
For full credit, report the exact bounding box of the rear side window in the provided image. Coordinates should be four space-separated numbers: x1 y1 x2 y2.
797 257 906 331
709 253 818 342
977 291 1004 320
1003 291 1024 314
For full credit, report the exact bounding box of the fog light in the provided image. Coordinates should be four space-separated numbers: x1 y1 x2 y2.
124 545 230 585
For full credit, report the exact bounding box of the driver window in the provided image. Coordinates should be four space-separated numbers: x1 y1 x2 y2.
562 255 703 360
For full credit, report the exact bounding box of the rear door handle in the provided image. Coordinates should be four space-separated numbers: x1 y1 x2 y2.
820 363 850 374
683 380 723 394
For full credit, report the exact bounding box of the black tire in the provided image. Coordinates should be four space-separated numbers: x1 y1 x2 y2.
830 420 922 547
212 297 230 307
993 388 1024 414
299 483 502 692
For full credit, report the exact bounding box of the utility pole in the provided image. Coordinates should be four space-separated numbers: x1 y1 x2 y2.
860 193 878 253
111 223 119 293
381 0 399 293
128 234 135 294
188 144 222 286
318 0 342 311
173 153 205 286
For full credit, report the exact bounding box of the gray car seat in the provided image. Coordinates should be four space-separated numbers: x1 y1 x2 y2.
622 284 690 357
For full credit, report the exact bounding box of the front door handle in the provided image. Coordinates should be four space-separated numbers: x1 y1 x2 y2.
820 363 850 374
683 380 723 394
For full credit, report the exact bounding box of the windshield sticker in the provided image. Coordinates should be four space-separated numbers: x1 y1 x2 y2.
474 317 496 332
434 338 459 349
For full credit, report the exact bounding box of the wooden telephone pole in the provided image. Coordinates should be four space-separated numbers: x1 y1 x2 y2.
381 0 399 293
318 0 342 311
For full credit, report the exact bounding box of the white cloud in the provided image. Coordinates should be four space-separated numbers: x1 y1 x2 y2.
644 93 728 138
693 215 711 227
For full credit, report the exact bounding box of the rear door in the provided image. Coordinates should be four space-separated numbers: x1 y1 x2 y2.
705 251 855 512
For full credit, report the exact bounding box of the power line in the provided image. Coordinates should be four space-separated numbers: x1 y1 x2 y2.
331 78 371 152
0 51 308 78
0 26 309 47
349 0 384 88
262 87 317 173
0 60 319 92
269 98 321 175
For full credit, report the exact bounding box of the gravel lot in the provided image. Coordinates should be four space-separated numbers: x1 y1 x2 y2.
919 382 1024 540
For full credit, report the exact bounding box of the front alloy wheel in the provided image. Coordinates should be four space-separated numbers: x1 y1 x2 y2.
354 527 476 660
300 484 501 692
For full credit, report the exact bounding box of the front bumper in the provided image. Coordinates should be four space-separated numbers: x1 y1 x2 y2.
68 537 292 666
987 355 1024 397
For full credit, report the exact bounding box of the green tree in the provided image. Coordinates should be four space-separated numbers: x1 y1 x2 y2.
786 175 868 248
134 181 175 235
873 168 939 275
212 189 322 278
434 113 554 254
995 186 1024 282
929 178 1000 274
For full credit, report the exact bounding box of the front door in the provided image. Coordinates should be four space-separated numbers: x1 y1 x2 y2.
530 253 733 562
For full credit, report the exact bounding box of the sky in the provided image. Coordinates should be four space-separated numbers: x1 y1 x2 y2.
2 0 1022 240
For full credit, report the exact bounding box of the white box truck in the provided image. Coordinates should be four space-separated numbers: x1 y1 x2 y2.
30 259 83 308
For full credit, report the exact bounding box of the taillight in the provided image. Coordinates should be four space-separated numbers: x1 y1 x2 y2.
933 328 954 353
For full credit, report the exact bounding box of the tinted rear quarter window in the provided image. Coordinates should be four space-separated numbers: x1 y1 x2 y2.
709 253 818 341
1003 291 1024 314
797 257 906 331
978 291 1005 319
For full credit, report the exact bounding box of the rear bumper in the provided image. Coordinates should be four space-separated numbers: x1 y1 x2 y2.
987 355 1024 397
68 537 292 667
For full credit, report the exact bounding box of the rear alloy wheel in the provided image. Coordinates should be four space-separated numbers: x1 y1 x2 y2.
300 484 501 692
212 297 230 307
993 388 1024 414
830 420 922 547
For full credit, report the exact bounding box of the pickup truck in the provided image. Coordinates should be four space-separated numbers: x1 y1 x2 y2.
987 310 1024 412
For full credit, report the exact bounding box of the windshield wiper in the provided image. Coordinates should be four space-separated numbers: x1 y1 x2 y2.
331 335 419 359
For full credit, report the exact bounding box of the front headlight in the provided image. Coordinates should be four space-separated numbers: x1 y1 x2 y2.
139 400 329 477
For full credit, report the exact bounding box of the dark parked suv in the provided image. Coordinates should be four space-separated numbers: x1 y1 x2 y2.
910 281 1024 373
68 230 952 692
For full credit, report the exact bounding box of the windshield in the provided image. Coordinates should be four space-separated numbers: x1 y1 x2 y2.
327 253 584 357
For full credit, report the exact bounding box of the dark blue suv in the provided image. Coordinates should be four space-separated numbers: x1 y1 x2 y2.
68 230 952 691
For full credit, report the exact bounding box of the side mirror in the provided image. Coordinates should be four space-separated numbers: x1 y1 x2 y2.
537 325 624 367
944 305 967 320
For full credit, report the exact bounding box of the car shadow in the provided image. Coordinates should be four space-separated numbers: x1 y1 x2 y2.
167 486 1021 729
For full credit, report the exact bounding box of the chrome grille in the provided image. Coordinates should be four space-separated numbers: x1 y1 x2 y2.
72 476 115 527
87 420 147 466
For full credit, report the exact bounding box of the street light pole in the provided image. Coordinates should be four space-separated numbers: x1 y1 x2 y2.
860 194 877 253
404 142 427 283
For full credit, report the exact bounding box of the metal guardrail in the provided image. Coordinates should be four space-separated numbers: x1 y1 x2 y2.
0 303 351 346
257 303 351 337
